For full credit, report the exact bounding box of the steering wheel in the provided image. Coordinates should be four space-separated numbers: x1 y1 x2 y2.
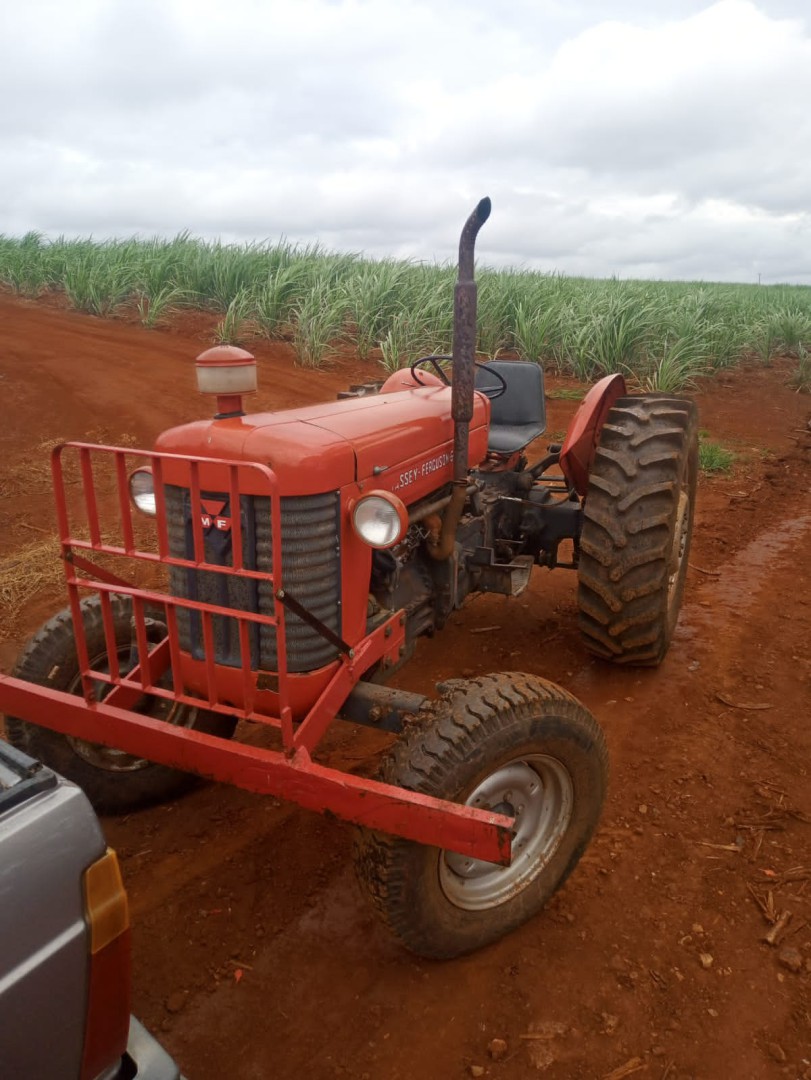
410 355 508 400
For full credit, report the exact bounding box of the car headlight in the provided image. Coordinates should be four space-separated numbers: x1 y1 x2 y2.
351 492 408 549
128 467 156 516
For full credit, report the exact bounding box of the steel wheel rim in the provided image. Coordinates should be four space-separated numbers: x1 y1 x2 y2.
667 486 690 611
66 648 191 772
439 754 574 911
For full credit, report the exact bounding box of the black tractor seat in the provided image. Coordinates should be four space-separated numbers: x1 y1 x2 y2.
476 360 546 454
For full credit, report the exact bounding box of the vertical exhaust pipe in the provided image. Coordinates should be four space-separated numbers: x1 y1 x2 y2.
451 196 491 485
427 197 491 561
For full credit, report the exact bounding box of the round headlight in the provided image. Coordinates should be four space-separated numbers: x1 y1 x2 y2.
352 492 408 549
129 468 156 516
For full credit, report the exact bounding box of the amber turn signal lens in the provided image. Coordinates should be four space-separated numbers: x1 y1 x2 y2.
84 848 130 953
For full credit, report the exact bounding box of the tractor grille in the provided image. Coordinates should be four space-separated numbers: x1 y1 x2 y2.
165 486 341 673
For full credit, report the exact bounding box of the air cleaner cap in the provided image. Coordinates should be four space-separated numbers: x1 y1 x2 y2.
195 346 257 396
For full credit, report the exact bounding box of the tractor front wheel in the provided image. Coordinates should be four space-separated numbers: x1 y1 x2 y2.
577 394 698 666
4 594 236 813
354 673 607 959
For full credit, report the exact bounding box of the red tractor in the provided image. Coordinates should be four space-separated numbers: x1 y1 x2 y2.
1 200 697 958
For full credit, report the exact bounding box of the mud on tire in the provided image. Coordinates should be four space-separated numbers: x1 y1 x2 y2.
577 394 698 666
353 673 608 959
4 594 236 813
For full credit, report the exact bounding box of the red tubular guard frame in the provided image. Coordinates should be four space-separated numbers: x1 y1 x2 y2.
0 442 512 865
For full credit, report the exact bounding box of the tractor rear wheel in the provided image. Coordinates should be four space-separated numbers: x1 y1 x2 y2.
577 394 698 666
353 673 607 959
4 594 236 813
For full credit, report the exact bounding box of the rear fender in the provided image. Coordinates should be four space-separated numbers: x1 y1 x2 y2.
559 374 626 496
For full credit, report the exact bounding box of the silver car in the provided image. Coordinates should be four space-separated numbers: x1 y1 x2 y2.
0 739 181 1080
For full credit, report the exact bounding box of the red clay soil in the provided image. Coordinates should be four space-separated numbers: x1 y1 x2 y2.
1 293 810 1080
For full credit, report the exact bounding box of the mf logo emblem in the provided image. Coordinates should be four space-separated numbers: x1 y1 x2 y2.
200 498 231 532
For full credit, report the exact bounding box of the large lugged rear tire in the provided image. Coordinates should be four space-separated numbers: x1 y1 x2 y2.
577 394 698 666
4 595 236 813
354 673 608 959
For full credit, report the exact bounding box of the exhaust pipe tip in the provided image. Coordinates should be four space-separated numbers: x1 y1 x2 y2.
473 196 491 228
458 196 491 283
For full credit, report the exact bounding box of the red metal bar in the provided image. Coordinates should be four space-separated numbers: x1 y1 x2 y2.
164 605 183 698
98 591 120 685
201 609 217 707
66 552 134 590
66 542 275 582
237 620 254 714
79 448 102 548
228 464 243 572
0 673 513 865
151 456 170 561
65 576 94 705
267 480 290 743
51 447 71 541
293 615 404 753
188 460 205 565
114 454 135 555
279 703 294 747
130 596 151 692
64 569 278 630
102 638 171 711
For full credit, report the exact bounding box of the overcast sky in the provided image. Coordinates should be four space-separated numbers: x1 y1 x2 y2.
2 0 810 283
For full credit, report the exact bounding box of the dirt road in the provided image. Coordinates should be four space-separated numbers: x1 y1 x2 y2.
1 294 810 1079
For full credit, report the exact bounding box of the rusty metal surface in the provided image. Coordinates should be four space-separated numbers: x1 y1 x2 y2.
338 682 428 734
451 196 491 486
457 196 491 283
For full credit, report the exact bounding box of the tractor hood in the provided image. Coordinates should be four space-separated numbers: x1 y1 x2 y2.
155 385 490 499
